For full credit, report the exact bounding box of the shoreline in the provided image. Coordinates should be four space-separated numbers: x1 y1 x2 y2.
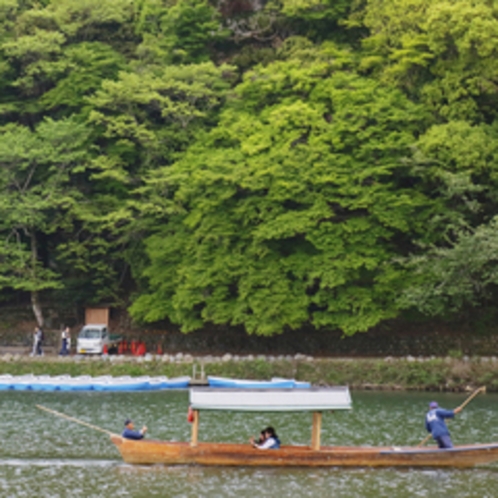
0 354 497 392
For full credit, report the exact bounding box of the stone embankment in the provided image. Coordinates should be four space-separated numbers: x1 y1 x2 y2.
1 352 498 392
0 352 316 363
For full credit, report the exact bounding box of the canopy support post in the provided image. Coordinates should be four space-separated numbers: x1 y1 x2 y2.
311 411 322 451
191 410 199 447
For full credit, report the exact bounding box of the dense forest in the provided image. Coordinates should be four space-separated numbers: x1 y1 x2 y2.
0 0 497 336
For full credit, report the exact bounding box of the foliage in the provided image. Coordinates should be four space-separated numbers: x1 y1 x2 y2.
130 42 431 335
400 218 498 316
355 0 498 121
135 0 229 65
0 0 133 122
88 61 235 171
0 117 91 323
398 121 498 315
0 0 496 338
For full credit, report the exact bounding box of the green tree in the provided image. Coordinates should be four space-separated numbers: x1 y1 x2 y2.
131 41 430 335
400 218 498 317
0 0 131 123
354 0 498 122
399 121 498 315
135 0 228 66
0 117 90 325
82 60 235 306
88 61 235 177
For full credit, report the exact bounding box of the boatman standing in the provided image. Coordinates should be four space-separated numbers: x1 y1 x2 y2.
425 401 462 449
122 419 147 440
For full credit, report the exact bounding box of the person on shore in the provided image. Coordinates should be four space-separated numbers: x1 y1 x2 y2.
425 401 462 449
59 327 70 356
122 419 147 440
250 426 280 449
30 328 39 356
35 327 44 356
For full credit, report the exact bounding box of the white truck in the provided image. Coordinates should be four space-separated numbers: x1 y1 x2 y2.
76 324 121 355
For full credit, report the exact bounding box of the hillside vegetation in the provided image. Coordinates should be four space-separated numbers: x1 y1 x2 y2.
1 0 497 337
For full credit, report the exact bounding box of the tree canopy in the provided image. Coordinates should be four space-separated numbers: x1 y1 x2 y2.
1 0 497 335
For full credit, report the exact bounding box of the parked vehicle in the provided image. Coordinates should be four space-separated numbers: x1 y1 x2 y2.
76 325 121 355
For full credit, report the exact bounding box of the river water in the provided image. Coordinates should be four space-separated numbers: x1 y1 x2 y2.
0 390 497 497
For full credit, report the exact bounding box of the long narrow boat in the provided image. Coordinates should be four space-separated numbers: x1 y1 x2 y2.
3 374 191 391
110 387 498 468
111 439 498 467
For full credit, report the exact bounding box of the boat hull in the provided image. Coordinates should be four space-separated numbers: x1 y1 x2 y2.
110 437 498 468
207 376 296 389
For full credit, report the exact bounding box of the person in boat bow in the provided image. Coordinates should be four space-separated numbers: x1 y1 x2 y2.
250 426 280 449
122 419 147 440
425 401 462 449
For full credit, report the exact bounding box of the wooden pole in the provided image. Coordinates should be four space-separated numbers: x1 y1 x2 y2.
191 409 199 447
36 404 118 437
311 412 322 451
456 386 486 411
418 433 433 448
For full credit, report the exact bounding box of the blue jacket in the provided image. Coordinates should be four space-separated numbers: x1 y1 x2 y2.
425 408 455 439
122 428 144 440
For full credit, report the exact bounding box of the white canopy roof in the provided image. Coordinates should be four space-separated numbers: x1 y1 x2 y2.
189 387 352 412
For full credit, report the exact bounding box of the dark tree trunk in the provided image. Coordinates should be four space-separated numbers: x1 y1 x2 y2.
30 234 44 327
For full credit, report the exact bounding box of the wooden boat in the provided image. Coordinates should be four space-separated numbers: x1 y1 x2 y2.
111 438 498 467
110 387 498 468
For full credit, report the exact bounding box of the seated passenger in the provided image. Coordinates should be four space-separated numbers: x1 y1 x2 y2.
255 430 266 445
122 419 147 440
251 426 280 449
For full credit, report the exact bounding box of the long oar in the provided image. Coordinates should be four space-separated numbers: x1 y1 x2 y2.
36 404 119 437
417 386 486 447
456 386 486 410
